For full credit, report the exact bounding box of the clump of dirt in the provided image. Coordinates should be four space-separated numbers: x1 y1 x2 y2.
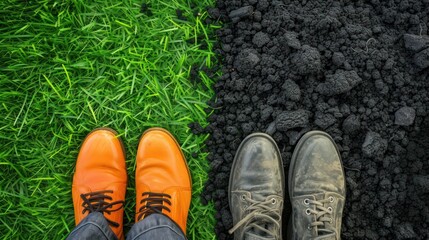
194 0 429 239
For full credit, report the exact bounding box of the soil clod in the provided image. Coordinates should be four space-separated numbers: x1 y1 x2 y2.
413 48 429 69
404 34 429 53
228 6 253 20
275 110 310 131
291 45 321 75
395 106 416 126
316 70 362 96
362 131 388 158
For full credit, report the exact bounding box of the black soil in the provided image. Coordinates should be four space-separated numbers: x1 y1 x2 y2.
193 0 429 239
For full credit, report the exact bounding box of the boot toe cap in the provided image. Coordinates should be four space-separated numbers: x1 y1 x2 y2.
230 133 284 199
290 131 345 197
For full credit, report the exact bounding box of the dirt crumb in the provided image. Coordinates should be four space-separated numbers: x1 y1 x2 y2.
316 70 362 96
275 110 309 131
395 106 416 126
291 45 321 75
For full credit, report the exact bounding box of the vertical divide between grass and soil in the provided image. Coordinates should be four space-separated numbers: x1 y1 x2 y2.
0 0 219 239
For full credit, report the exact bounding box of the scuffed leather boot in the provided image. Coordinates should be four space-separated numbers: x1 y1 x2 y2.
229 133 284 240
288 131 346 240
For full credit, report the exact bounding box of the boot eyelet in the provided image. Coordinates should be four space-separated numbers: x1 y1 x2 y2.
303 198 310 205
307 225 312 230
305 208 311 215
271 198 277 204
328 207 333 213
329 196 335 202
329 218 333 223
241 195 246 201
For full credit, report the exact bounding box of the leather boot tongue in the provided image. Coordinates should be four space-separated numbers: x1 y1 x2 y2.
251 192 270 201
244 231 275 240
314 231 336 240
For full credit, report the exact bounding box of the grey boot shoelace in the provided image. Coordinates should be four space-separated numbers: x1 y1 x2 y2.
304 197 334 234
229 195 281 237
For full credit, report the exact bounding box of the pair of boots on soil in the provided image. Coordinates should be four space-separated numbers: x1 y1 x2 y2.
229 131 346 240
72 128 345 239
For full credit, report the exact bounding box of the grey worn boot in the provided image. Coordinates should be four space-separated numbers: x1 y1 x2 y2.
229 133 284 240
288 131 346 240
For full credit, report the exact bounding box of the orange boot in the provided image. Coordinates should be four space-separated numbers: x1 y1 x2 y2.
135 128 192 235
72 128 127 240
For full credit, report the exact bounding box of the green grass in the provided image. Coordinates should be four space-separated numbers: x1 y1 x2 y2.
0 0 218 239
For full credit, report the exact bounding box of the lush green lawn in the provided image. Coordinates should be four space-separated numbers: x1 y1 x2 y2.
0 0 217 239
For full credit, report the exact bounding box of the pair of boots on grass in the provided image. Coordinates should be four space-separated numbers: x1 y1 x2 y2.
68 127 345 240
